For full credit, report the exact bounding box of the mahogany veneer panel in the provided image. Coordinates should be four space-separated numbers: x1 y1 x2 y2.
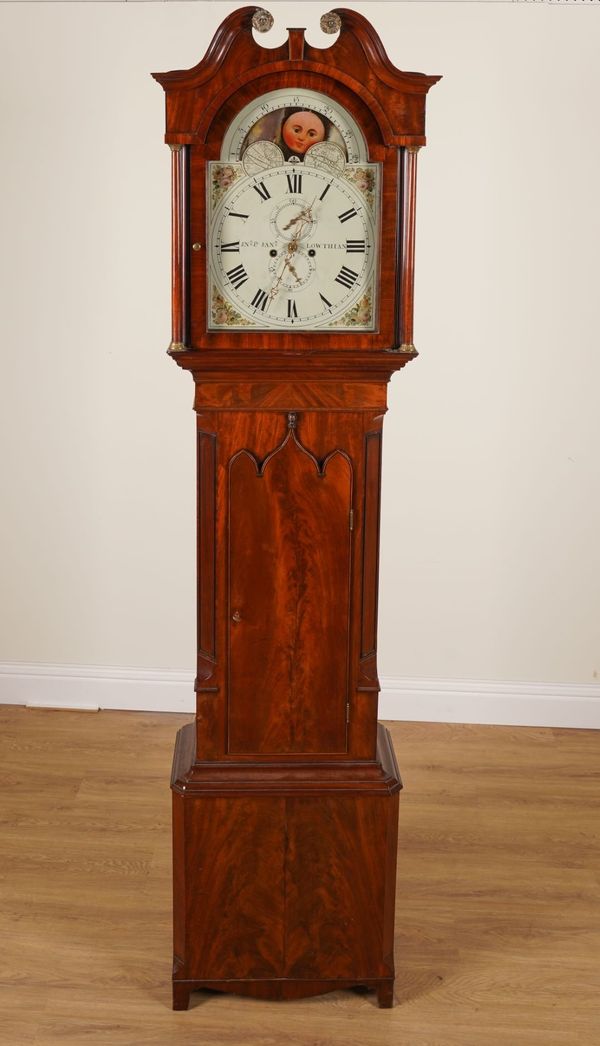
180 796 286 980
285 795 397 979
172 723 401 1005
194 381 388 412
194 409 385 764
229 434 352 755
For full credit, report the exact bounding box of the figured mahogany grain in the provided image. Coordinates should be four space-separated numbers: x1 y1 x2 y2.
228 431 352 755
181 795 286 979
192 409 386 763
285 795 395 980
172 724 400 1003
194 380 388 412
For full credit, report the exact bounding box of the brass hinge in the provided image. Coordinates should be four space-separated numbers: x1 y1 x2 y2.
349 509 354 531
346 701 350 724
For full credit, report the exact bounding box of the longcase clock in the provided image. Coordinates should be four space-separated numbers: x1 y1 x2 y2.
153 6 439 1011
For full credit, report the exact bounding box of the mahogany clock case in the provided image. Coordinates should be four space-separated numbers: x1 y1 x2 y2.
153 6 440 1012
153 6 440 356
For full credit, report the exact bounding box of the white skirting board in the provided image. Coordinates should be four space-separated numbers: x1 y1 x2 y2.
377 677 600 729
0 662 195 714
1 661 599 728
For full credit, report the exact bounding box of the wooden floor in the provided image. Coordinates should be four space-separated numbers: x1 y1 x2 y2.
1 706 599 1045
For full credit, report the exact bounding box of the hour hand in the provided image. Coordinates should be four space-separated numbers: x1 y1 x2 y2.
282 201 314 232
283 214 304 230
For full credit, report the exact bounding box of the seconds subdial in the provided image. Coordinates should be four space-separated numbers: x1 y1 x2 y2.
268 240 316 296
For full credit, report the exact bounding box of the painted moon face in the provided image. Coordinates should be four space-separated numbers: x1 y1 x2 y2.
281 111 327 155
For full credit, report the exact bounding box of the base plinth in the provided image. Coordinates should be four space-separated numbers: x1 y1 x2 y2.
171 723 401 1010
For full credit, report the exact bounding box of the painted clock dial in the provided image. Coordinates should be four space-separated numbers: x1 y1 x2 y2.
208 162 378 331
209 88 379 332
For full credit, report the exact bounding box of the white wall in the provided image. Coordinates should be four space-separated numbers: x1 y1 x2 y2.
1 2 599 725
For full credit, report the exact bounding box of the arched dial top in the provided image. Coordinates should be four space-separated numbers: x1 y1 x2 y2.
221 88 368 164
